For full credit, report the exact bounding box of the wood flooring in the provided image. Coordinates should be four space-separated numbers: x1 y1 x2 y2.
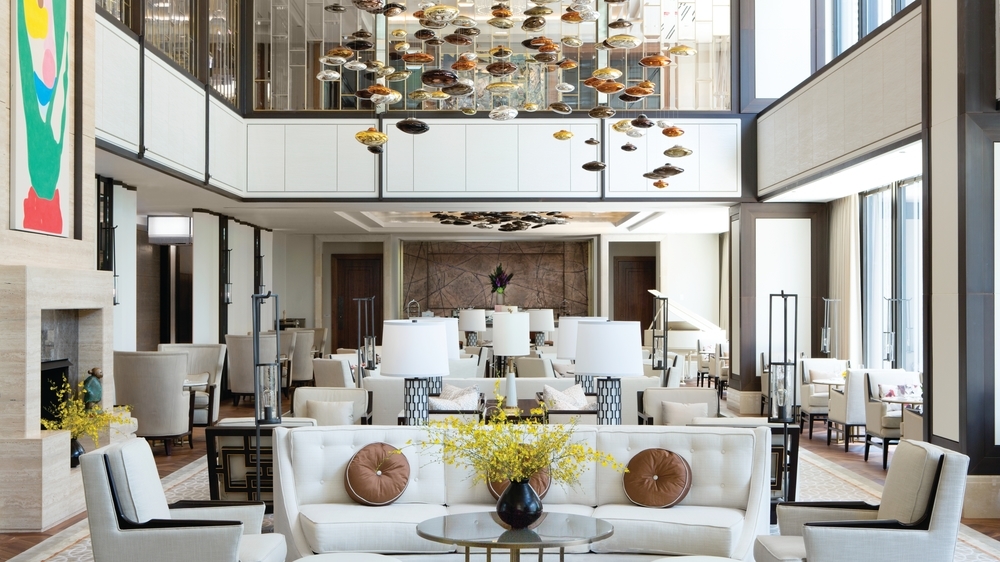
2 399 999 560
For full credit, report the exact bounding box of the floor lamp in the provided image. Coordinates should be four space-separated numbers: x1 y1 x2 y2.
492 311 530 406
574 321 644 425
528 309 555 347
413 317 460 394
381 320 449 425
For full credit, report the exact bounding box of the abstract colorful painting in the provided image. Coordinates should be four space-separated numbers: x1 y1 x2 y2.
11 0 71 236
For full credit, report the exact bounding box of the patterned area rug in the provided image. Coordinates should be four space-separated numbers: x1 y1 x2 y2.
12 449 1000 561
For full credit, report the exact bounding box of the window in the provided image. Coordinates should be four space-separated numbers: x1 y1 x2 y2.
827 0 916 62
209 0 240 105
145 0 197 75
97 0 135 30
861 176 923 372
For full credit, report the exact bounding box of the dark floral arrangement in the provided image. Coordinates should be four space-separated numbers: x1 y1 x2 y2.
489 263 513 294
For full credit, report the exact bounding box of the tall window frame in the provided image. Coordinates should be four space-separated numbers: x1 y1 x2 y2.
828 0 916 62
860 175 923 372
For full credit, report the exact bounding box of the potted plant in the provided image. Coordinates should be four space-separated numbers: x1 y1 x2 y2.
418 385 626 529
41 377 131 467
488 263 513 306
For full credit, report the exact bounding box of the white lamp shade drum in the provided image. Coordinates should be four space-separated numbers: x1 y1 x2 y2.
414 317 461 360
492 312 531 357
458 309 487 346
380 320 449 425
555 316 607 360
574 321 644 425
527 309 555 346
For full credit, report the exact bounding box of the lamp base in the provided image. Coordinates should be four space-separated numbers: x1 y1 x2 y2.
403 378 431 425
531 331 546 347
575 374 596 394
428 375 443 396
465 331 479 347
596 377 622 425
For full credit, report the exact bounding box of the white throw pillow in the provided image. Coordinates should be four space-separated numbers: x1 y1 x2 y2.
544 384 596 411
430 385 479 410
308 400 355 426
660 401 708 426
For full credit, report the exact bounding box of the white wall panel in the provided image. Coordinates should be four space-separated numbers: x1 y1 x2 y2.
95 17 140 152
607 119 739 196
227 222 255 336
247 124 285 192
516 125 567 192
386 128 415 192
413 125 466 192
337 127 378 192
467 124 517 192
285 124 339 191
208 99 246 194
113 187 137 351
192 212 220 344
143 53 206 178
570 124 601 192
758 5 922 196
755 219 812 376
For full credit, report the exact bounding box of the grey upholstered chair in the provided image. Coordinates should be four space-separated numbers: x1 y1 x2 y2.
755 439 969 562
312 356 356 387
515 356 555 378
864 370 922 469
827 368 904 451
291 387 372 425
288 329 316 388
157 343 227 426
799 358 849 439
225 334 278 406
80 437 285 562
113 351 191 455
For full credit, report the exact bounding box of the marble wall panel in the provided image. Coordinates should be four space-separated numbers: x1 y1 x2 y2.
402 241 591 317
41 310 79 385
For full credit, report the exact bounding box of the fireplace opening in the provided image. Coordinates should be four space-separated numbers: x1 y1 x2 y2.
41 359 72 427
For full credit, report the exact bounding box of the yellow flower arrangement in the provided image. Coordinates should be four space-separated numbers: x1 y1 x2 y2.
417 382 626 485
41 378 131 445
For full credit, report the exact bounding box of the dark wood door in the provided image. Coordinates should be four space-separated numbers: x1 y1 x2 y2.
613 257 655 328
331 255 384 351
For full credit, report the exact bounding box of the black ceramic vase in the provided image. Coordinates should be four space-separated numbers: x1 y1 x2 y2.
496 479 543 529
70 438 85 468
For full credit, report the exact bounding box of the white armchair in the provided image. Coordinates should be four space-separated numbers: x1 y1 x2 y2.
114 351 191 455
798 358 849 439
515 356 555 378
291 387 372 425
313 357 356 387
81 437 285 562
226 334 278 406
864 370 922 469
826 368 903 451
158 343 226 426
288 329 315 387
755 439 969 562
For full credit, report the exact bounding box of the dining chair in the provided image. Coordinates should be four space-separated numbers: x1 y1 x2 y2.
113 351 191 455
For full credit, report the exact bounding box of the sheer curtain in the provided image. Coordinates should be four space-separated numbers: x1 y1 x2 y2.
829 194 863 366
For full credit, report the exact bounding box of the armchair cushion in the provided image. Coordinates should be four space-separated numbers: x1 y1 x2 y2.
878 383 922 401
806 391 829 407
754 535 807 562
662 401 709 426
881 411 902 429
308 400 355 426
431 384 480 411
238 535 288 562
878 440 941 524
543 384 593 411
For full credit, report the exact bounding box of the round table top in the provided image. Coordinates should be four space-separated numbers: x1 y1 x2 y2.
416 512 613 550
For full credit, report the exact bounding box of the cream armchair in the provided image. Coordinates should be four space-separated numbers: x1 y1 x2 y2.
288 329 316 388
798 358 849 439
291 387 372 425
226 334 278 406
81 437 286 562
755 439 969 562
827 368 903 451
515 356 555 378
158 343 226 426
313 356 355 387
865 370 922 469
114 351 191 455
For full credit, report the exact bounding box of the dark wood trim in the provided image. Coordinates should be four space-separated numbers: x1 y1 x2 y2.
919 0 933 457
205 84 211 184
196 0 209 84
758 133 922 201
159 245 171 343
732 203 829 394
756 0 922 118
73 0 84 240
138 31 145 158
239 0 253 116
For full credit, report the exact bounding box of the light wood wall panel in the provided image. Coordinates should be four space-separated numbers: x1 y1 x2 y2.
757 5 921 196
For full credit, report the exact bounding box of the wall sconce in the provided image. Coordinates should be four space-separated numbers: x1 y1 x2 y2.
223 248 233 305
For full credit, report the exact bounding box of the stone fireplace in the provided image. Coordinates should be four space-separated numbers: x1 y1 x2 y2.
0 265 117 531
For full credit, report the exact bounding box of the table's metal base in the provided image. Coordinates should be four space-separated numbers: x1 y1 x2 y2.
467 545 567 562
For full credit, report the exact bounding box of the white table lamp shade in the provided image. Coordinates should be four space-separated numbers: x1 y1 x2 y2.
492 312 530 357
528 309 556 332
458 309 487 332
380 321 449 377
574 321 644 378
414 317 460 360
556 317 608 360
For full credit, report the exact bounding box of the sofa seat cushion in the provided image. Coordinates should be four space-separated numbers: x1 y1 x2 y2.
590 504 745 557
193 391 210 408
299 503 452 554
238 534 287 562
807 392 829 407
882 410 902 429
444 504 595 554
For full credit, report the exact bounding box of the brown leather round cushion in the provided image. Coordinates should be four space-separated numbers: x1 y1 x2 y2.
487 469 551 500
345 442 410 506
623 448 692 508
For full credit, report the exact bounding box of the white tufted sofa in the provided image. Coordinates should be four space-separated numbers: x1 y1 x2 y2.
272 425 771 562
